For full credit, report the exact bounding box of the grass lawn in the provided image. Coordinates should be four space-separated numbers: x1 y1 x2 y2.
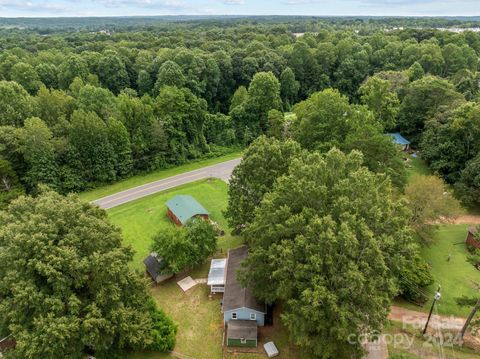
108 178 242 271
406 155 431 180
126 273 298 359
396 224 480 317
79 150 242 202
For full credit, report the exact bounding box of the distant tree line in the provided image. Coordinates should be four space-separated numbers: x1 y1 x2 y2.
1 19 480 207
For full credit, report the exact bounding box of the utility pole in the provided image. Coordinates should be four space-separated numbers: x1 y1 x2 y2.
460 298 480 338
423 286 441 335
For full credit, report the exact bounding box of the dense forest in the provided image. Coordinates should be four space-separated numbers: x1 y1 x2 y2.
1 16 480 207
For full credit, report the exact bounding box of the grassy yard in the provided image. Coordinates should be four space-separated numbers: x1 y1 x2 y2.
79 151 242 202
397 155 480 317
406 155 431 180
396 224 480 317
108 178 242 271
126 270 298 359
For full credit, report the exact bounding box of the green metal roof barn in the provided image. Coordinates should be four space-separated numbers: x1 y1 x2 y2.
166 195 209 226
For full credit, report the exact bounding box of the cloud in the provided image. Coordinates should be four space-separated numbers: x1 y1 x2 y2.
222 0 245 5
281 0 321 5
0 0 69 13
93 0 190 10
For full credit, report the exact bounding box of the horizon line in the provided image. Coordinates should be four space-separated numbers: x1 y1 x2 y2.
1 14 480 19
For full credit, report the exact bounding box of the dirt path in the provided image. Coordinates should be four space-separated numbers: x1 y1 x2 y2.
430 215 480 226
451 215 480 225
389 306 465 331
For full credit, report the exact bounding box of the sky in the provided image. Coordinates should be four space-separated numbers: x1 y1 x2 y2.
0 0 480 18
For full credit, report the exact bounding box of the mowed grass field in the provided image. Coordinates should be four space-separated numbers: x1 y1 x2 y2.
397 155 480 317
127 277 297 359
397 224 480 317
79 151 242 202
108 178 298 359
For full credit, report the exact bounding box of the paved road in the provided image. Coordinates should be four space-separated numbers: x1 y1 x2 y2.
92 158 241 209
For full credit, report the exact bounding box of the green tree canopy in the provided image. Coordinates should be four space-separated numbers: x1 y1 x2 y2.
293 88 407 188
76 84 119 120
421 102 480 184
397 76 464 139
0 158 24 208
154 60 186 95
280 67 299 110
136 70 152 95
117 92 167 171
97 51 130 94
229 85 248 113
10 62 41 94
154 86 207 163
0 189 159 359
239 148 431 357
232 72 282 141
225 136 303 229
106 117 133 177
0 81 36 127
19 117 59 192
359 75 400 130
151 219 217 274
58 55 89 89
293 88 358 151
35 86 74 131
455 154 480 208
35 63 58 89
69 110 116 183
405 175 462 242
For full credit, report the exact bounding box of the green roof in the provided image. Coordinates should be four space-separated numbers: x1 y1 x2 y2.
166 195 209 225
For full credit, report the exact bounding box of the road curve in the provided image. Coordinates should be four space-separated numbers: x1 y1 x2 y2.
92 158 241 209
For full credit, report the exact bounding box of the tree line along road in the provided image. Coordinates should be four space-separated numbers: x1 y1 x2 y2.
91 158 241 209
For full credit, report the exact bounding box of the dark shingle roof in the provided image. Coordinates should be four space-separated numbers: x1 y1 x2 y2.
166 195 209 225
223 246 265 313
143 254 166 280
227 320 258 340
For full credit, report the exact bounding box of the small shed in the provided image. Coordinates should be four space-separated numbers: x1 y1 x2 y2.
226 320 258 347
264 341 279 358
166 195 209 226
143 253 173 283
466 226 480 249
207 258 226 294
387 133 411 151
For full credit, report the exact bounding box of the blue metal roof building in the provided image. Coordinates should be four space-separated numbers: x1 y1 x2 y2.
387 132 411 146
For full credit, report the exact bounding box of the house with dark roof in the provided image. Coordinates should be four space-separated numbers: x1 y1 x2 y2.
222 246 266 327
166 195 209 226
143 252 173 283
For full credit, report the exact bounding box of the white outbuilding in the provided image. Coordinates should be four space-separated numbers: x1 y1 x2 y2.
264 341 279 358
207 258 227 293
